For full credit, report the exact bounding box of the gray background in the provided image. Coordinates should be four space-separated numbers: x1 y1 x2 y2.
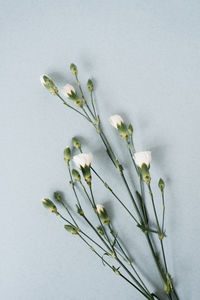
1 1 200 299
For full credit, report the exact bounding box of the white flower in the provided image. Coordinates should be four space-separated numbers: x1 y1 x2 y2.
109 114 124 129
134 151 152 168
73 153 93 169
62 84 76 97
96 204 105 214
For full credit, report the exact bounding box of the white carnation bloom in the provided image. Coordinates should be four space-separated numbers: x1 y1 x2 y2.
134 151 152 168
62 84 75 97
109 114 124 128
96 204 105 214
73 153 93 169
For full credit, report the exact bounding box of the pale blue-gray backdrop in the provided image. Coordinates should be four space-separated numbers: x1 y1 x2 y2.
1 1 200 299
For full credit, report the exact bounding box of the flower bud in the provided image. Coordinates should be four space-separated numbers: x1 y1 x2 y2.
73 153 93 169
87 79 93 92
134 151 151 168
81 166 92 185
54 192 62 202
97 225 104 235
74 98 83 107
128 124 133 135
42 198 57 213
64 146 71 163
76 205 84 216
70 63 78 76
109 115 128 140
72 169 81 181
96 204 110 225
72 137 82 150
64 224 80 234
73 153 93 185
62 84 76 98
141 164 151 184
40 75 58 95
158 178 165 192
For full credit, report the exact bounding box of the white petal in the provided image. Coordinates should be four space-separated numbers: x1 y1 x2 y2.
134 151 152 168
73 153 93 168
62 84 75 98
96 204 104 213
109 114 124 128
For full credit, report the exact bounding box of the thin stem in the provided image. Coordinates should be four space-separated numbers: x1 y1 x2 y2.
148 184 161 233
120 171 143 223
75 74 96 119
56 93 90 121
90 166 139 224
67 163 81 207
90 91 97 119
109 224 151 295
58 211 109 254
161 191 165 235
78 233 152 299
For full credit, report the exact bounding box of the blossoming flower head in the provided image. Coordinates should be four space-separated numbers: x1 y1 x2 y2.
134 151 152 168
109 114 124 129
109 114 128 140
73 153 93 169
62 84 76 98
40 74 58 95
96 204 105 214
73 153 93 185
134 151 152 184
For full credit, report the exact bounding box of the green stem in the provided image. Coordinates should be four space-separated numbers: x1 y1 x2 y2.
56 93 90 121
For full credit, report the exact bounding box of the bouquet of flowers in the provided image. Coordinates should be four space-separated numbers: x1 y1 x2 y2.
40 64 179 300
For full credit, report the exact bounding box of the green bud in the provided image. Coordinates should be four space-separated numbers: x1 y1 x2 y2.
141 163 151 184
70 63 78 76
72 169 81 181
87 79 93 92
42 198 57 213
76 205 84 216
72 137 82 150
128 124 133 135
81 165 92 185
97 225 104 235
54 192 62 202
74 98 83 107
40 75 58 95
117 123 129 140
64 224 80 234
96 204 110 225
158 178 165 192
64 147 71 163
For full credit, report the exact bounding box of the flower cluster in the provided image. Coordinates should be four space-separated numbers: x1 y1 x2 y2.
40 63 178 300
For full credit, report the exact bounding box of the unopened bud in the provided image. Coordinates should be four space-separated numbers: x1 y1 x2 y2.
158 178 165 192
70 63 78 76
54 192 62 202
76 205 84 216
40 75 58 95
141 163 151 184
42 198 57 213
97 225 104 235
128 124 133 135
64 146 71 163
87 79 93 92
72 169 81 181
72 137 82 150
64 224 80 234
